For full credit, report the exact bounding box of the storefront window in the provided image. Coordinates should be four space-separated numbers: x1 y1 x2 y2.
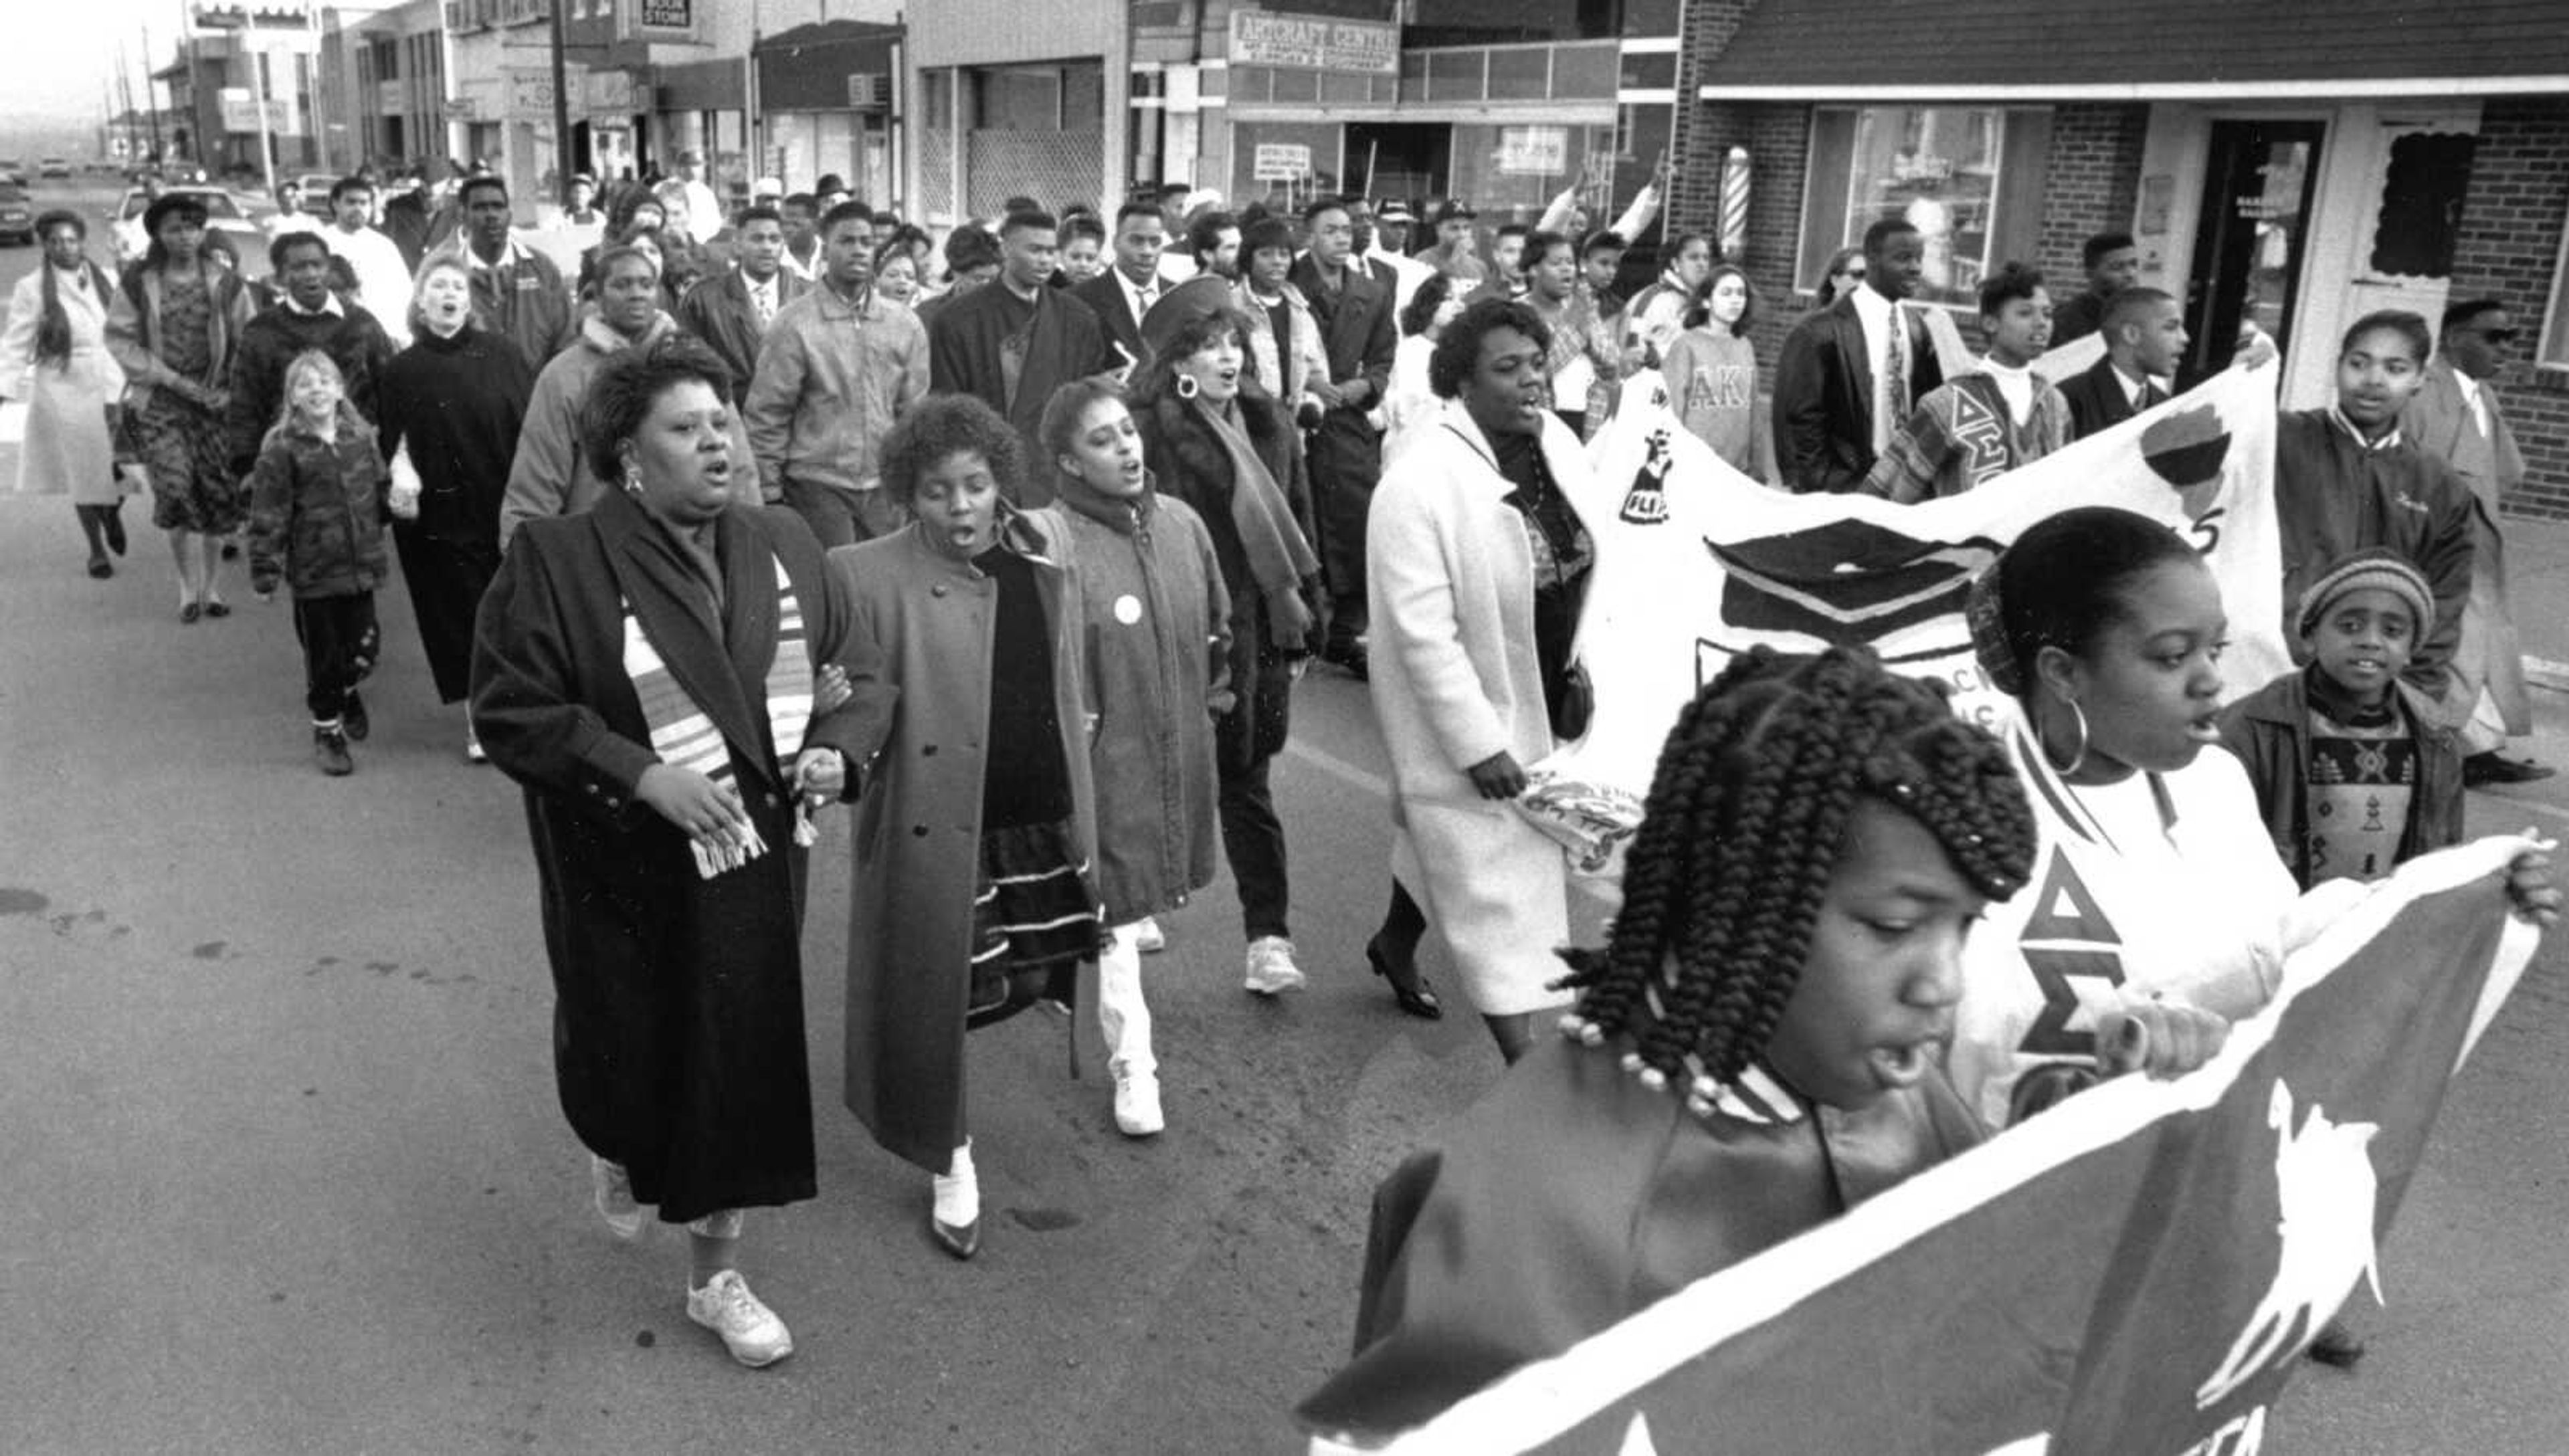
1228 120 1345 215
1796 106 2051 308
1448 121 1616 223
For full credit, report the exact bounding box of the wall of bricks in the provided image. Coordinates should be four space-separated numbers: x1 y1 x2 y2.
1670 101 1813 377
2033 103 2150 292
2449 96 2569 520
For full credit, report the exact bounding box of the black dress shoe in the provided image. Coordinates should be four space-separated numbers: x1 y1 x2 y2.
2307 1318 2365 1368
203 600 231 619
1367 936 1443 1019
1325 641 1369 681
86 556 112 579
179 602 201 625
2464 752 2556 787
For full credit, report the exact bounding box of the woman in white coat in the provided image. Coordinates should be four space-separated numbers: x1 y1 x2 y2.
1 210 127 577
1366 297 1599 1062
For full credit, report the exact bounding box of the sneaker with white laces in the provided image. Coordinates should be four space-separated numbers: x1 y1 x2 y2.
591 1154 645 1241
686 1269 794 1368
1113 1067 1165 1137
1244 936 1307 996
1133 916 1167 954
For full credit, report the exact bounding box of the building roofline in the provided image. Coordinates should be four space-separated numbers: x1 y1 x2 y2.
1702 77 2569 102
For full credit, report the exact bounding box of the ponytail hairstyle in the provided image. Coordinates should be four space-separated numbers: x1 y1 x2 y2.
1555 646 2037 1091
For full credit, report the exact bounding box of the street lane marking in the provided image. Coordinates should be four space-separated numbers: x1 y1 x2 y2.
1284 738 1391 799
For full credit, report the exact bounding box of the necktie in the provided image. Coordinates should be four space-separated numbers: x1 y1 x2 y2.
753 282 774 328
1883 310 1911 425
1135 281 1157 324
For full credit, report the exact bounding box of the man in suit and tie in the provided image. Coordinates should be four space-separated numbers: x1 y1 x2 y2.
1772 218 1944 494
1289 195 1397 675
676 205 809 409
2059 286 2184 439
2404 298 2552 784
1072 201 1171 376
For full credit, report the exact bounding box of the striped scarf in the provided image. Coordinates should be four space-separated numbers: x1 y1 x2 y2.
620 553 819 879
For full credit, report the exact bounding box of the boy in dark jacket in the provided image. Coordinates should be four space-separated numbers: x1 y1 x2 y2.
247 349 393 776
2216 550 2463 888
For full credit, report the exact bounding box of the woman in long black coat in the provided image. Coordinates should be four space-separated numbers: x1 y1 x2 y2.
470 338 860 1370
1129 279 1325 995
380 255 537 758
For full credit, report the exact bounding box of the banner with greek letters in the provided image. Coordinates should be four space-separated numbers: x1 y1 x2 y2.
1374 835 2540 1455
1551 362 2287 804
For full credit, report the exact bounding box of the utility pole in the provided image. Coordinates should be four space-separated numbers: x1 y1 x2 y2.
549 0 573 209
140 24 167 163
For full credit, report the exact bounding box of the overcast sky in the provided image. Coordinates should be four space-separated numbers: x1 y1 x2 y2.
9 3 203 130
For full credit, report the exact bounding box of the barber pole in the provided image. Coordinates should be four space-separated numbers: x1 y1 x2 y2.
1718 146 1751 257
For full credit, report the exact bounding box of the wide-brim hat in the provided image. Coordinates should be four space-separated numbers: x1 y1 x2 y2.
140 191 208 238
1139 275 1249 363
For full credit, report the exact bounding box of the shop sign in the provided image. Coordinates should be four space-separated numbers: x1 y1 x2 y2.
507 70 556 120
1253 142 1313 181
1497 126 1567 176
582 68 636 115
217 87 288 134
1228 10 1398 75
637 0 695 39
441 96 478 121
1892 151 1954 183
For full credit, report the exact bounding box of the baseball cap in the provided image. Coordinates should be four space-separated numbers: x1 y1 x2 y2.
1428 201 1477 227
1375 201 1416 224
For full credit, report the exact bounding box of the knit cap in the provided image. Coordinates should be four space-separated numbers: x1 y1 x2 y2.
2295 548 2433 640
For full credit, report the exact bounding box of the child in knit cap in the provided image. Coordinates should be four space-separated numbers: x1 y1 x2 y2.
2216 548 2465 888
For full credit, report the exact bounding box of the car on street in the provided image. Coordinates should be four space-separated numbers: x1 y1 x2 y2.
0 185 36 245
0 159 27 187
39 157 71 179
295 171 339 217
111 185 276 280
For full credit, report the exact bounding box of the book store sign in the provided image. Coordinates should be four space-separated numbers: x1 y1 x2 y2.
638 0 696 38
1228 10 1398 75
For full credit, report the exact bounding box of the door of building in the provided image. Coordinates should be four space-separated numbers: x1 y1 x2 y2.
1343 123 1450 209
2182 119 2325 378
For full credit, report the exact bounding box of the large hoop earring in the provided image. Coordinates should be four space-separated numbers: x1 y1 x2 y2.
2044 696 2090 777
1175 372 1200 401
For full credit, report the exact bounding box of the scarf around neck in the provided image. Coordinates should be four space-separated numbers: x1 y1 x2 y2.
1189 394 1317 645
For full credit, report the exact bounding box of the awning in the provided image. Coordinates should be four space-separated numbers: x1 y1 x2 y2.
757 19 902 113
1697 0 2569 100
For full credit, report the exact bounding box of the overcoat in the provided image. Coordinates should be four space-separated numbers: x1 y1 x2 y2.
0 264 124 502
830 514 1099 1174
1034 486 1232 924
470 490 859 1223
2404 358 2530 736
1130 387 1323 772
1366 401 1594 1016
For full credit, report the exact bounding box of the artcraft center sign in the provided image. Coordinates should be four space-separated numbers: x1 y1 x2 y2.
1228 9 1398 74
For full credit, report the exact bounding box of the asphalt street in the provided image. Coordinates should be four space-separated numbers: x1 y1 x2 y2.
0 179 2563 1453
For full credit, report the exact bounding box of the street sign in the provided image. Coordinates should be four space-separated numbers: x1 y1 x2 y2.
1253 143 1311 182
1228 10 1398 75
1497 125 1568 176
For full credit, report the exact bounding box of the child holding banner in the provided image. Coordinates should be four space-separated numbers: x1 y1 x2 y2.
1297 646 2224 1446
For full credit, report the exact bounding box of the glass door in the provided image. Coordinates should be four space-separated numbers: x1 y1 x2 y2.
2182 119 2325 378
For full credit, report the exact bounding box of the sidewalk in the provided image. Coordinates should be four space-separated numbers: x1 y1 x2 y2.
2504 511 2569 693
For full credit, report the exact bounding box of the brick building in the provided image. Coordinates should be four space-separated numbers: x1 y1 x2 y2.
1668 0 2569 514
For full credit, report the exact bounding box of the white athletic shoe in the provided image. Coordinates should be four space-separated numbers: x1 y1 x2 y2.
686 1269 794 1368
1133 916 1167 954
1244 936 1307 996
1113 1068 1165 1137
590 1154 644 1241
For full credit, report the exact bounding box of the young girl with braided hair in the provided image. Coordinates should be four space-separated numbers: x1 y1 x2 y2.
1297 645 2225 1445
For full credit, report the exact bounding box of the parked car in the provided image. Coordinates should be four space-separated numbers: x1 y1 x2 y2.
111 185 275 280
0 186 36 245
38 157 71 179
0 160 27 187
295 171 340 217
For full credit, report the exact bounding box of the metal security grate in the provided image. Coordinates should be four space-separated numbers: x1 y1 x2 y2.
966 128 1106 219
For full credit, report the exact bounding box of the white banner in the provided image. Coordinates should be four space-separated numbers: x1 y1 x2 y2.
1559 364 2287 801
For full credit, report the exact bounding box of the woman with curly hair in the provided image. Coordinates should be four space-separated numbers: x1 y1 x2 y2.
1297 645 2226 1445
828 392 1102 1263
1129 278 1325 997
470 337 861 1368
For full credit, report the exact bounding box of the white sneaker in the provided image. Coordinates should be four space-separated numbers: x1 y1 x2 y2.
686 1269 794 1368
1113 1068 1165 1137
1244 936 1307 996
1133 916 1167 954
591 1154 644 1241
